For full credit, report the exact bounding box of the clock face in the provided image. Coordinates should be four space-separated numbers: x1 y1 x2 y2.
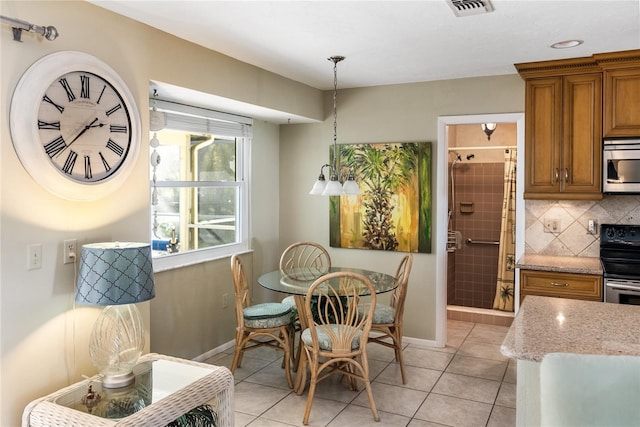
37 71 133 183
10 51 141 201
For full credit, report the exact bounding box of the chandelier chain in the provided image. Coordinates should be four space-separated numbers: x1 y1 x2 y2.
329 56 344 175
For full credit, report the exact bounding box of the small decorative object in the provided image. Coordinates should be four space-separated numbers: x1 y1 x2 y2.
81 384 101 413
167 225 180 253
165 404 218 427
150 89 164 240
97 389 147 418
9 51 141 201
75 242 155 388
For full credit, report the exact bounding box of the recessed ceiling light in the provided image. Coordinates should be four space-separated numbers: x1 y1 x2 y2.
550 40 584 49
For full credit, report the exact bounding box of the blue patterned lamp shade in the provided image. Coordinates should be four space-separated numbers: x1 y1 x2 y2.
75 242 155 388
76 242 155 306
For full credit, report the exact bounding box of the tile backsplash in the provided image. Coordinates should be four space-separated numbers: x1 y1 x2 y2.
525 195 640 257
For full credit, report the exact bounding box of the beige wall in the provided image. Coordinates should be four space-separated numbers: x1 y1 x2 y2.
150 119 281 359
151 253 252 359
279 75 524 340
0 1 315 424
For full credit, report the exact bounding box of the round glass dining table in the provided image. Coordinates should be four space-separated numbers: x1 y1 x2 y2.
257 266 397 296
258 266 397 394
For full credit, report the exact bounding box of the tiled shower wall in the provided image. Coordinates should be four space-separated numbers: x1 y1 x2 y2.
449 162 504 309
524 196 640 257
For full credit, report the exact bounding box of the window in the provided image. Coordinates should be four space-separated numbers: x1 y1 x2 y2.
150 98 251 271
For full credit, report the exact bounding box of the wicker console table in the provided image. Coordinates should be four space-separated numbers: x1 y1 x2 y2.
22 353 234 427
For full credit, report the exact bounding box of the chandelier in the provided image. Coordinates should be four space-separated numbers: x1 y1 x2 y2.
309 56 360 196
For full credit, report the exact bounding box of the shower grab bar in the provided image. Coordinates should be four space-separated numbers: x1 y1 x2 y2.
466 238 499 246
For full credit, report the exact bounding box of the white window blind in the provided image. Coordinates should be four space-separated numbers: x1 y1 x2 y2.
152 99 252 138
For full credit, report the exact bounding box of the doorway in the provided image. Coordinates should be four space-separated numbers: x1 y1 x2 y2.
434 113 525 347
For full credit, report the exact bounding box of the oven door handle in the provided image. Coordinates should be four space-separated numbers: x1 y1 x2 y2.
606 282 640 292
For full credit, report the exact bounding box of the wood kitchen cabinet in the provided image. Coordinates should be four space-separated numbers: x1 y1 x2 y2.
597 50 640 137
518 65 602 199
520 269 603 303
516 49 640 200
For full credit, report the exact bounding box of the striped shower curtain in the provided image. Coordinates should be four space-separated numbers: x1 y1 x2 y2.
493 149 517 311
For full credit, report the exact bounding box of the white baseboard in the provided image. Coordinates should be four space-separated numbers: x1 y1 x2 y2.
192 334 442 363
193 339 235 362
402 336 441 348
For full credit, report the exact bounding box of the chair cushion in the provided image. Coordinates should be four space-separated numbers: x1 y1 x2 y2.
243 303 292 328
281 295 298 313
301 325 362 351
359 304 395 324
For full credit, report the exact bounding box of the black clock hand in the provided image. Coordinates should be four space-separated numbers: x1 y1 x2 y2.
68 117 99 145
57 118 101 158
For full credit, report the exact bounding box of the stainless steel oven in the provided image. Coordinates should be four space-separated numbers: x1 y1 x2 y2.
603 139 640 194
600 223 640 305
605 279 640 304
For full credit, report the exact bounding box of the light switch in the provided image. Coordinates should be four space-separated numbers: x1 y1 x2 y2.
27 244 42 270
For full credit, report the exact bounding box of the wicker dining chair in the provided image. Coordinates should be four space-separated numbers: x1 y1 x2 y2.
367 254 413 384
279 241 331 281
230 255 293 389
297 271 379 425
279 241 331 370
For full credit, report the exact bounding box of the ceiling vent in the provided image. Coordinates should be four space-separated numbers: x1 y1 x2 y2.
446 0 494 17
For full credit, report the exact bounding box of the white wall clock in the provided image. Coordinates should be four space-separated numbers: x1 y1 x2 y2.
10 51 141 201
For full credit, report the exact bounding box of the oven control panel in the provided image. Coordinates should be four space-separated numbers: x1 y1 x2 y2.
601 224 640 245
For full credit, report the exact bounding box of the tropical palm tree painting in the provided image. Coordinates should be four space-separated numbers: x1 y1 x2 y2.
329 142 432 253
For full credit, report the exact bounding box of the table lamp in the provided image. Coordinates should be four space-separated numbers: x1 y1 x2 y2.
75 242 155 388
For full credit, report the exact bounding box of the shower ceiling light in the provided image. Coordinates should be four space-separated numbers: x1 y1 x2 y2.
481 123 497 141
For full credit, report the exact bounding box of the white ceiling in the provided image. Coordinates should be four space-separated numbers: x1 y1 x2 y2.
89 0 639 122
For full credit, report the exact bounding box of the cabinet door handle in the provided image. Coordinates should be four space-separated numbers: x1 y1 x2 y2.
553 168 559 184
551 282 569 287
564 168 569 183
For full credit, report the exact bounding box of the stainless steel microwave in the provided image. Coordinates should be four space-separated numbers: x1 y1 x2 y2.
603 139 640 193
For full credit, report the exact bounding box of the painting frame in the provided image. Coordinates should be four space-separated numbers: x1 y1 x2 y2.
329 141 432 253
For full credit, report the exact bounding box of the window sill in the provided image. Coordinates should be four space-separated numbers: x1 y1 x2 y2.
152 244 252 273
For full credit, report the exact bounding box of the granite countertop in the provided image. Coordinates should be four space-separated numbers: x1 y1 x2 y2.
501 295 640 362
516 253 602 275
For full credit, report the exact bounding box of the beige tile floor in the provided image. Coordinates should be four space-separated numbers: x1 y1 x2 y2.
203 320 516 426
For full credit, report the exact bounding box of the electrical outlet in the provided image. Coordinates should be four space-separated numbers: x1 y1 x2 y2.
544 217 561 233
588 219 598 235
63 239 77 264
27 244 42 270
222 293 229 308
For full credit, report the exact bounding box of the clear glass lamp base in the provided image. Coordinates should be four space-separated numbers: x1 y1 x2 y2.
89 304 145 389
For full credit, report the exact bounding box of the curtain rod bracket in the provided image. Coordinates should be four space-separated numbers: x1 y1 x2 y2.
1 15 59 42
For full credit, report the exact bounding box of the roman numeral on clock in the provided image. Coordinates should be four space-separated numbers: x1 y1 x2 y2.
80 75 90 99
99 152 111 172
38 120 61 130
62 150 78 174
109 124 127 133
84 155 92 179
106 139 124 156
105 104 122 117
59 78 76 102
42 95 64 113
44 136 67 158
96 85 106 104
